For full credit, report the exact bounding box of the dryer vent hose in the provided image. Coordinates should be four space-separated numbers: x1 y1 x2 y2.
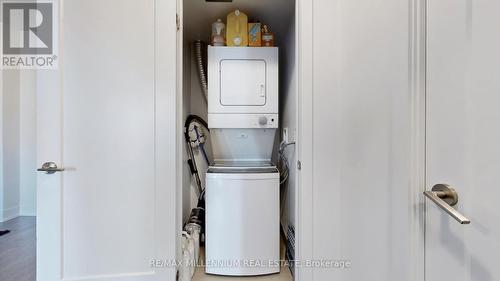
193 40 208 102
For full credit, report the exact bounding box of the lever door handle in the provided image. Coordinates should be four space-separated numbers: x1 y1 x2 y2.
424 184 470 224
37 162 65 174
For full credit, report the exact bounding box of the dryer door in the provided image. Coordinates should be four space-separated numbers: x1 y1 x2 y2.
220 59 266 106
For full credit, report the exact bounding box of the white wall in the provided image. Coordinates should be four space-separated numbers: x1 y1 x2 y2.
279 4 297 236
181 39 193 223
1 69 21 222
0 70 37 222
180 38 211 223
189 51 207 121
19 72 37 216
0 70 3 218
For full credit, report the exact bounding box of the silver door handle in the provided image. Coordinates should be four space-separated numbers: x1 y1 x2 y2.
424 184 470 224
37 162 65 174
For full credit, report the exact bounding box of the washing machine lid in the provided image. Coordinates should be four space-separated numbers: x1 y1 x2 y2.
211 160 274 167
208 161 278 174
207 166 278 174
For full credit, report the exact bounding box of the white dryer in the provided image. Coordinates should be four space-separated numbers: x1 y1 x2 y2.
208 46 278 129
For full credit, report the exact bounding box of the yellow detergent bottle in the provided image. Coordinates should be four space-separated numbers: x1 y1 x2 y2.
226 10 248 47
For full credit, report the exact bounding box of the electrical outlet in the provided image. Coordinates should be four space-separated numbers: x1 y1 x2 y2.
283 128 289 143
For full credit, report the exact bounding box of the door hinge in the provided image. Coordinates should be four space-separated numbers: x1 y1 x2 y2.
297 160 302 170
176 13 180 31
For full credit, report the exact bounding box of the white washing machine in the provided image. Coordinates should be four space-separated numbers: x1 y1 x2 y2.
205 163 280 276
205 46 280 276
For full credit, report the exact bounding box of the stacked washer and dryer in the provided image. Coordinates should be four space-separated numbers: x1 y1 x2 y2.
205 46 280 276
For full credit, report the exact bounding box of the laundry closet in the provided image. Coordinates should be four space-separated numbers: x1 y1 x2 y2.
177 0 297 280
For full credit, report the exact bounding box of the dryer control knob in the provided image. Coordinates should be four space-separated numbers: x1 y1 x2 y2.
258 116 268 126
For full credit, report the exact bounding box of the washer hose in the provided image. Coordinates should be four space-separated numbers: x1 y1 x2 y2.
193 40 208 102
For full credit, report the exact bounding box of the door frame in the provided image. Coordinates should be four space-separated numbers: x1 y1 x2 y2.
408 0 427 281
295 0 313 280
174 0 304 278
295 0 427 280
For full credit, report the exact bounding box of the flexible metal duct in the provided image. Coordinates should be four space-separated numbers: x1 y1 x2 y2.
193 40 208 102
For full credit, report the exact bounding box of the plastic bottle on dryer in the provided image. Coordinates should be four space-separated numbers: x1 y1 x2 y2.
211 19 226 46
226 10 248 46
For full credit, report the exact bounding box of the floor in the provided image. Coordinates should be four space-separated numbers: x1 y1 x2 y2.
0 217 291 281
194 270 292 281
0 216 36 281
193 241 293 281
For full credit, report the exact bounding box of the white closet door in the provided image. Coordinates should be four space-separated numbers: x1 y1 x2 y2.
425 0 500 280
36 1 177 281
302 0 416 280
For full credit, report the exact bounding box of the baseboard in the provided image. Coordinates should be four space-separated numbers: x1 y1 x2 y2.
1 206 20 222
20 206 36 217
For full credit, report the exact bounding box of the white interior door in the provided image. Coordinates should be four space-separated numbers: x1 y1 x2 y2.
425 0 500 280
300 0 422 280
36 1 178 281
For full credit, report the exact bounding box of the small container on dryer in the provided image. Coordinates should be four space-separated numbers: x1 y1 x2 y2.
211 19 226 46
248 22 262 47
261 25 275 47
